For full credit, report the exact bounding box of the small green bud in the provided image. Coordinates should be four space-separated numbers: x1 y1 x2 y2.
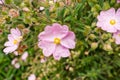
69 67 74 72
89 34 96 40
91 42 98 50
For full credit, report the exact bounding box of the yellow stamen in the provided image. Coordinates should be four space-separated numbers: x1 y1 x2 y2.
54 38 60 44
13 36 23 45
110 19 116 25
13 40 18 44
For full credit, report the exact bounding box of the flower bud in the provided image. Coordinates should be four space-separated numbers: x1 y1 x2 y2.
23 7 30 12
69 67 74 72
91 42 98 50
9 9 19 18
84 51 89 55
103 44 113 51
89 34 96 40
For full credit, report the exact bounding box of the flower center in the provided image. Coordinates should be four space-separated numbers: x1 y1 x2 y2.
110 19 116 25
13 36 23 45
13 40 18 44
54 38 60 44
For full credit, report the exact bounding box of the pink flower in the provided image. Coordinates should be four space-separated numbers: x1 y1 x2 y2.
97 8 120 33
3 28 23 54
28 74 36 80
11 58 20 69
117 0 120 3
21 51 28 61
113 31 120 44
0 0 4 4
38 23 75 60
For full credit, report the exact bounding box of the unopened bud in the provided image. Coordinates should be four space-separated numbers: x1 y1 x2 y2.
103 44 113 51
91 42 98 50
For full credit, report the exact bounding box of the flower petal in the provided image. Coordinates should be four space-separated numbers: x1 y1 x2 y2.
38 41 56 57
61 31 75 49
8 34 14 41
38 23 68 41
113 31 120 44
10 28 21 36
3 45 18 54
53 45 70 60
4 41 14 46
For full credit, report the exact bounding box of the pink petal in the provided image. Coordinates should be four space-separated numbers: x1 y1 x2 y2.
28 74 36 80
116 8 120 16
53 45 70 60
14 63 20 69
105 8 115 16
113 31 120 44
21 51 28 61
117 0 120 3
8 34 14 41
10 28 21 36
11 58 18 65
3 45 18 54
61 31 75 49
4 41 14 46
114 22 120 30
38 23 68 41
38 41 56 57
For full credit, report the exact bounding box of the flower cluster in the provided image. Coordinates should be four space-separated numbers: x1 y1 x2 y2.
3 23 76 60
97 8 120 44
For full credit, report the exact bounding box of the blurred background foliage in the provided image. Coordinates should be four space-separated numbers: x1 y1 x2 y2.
0 0 120 80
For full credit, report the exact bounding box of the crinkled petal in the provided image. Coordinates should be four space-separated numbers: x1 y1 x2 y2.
38 41 56 57
116 8 120 16
38 23 68 41
61 31 75 49
11 28 21 36
3 45 18 54
53 45 70 60
8 34 14 41
4 41 14 46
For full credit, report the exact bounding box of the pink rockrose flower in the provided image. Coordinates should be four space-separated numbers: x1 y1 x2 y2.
3 28 23 54
97 8 120 33
113 31 120 44
21 51 28 61
117 0 120 3
28 74 36 80
38 23 76 60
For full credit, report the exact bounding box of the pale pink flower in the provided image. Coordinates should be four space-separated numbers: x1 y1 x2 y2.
113 31 120 44
117 0 120 3
97 8 120 33
11 58 20 69
3 28 23 54
28 74 36 80
38 23 75 60
21 51 28 61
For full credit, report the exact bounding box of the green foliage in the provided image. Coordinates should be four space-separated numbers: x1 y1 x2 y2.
0 0 120 80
